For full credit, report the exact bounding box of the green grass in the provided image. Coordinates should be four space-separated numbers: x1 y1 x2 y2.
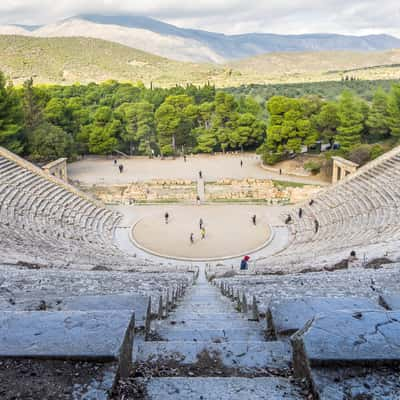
272 180 308 188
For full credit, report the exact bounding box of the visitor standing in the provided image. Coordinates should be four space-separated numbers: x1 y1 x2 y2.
114 159 117 165
285 215 292 224
199 171 203 179
240 255 250 270
190 233 194 244
298 208 303 218
240 160 243 168
196 195 201 205
252 214 257 226
184 155 187 162
118 164 124 173
199 218 204 230
164 212 169 224
200 227 206 240
309 199 314 206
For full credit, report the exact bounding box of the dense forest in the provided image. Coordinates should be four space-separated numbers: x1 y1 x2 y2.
1 71 400 167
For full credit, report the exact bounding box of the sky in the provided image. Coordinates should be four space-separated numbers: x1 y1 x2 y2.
1 0 400 37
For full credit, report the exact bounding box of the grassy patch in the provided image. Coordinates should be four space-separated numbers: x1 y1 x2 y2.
272 180 307 188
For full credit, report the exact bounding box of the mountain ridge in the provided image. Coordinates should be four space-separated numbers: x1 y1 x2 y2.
2 14 400 63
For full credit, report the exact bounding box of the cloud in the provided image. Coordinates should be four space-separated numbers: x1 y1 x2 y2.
0 0 399 37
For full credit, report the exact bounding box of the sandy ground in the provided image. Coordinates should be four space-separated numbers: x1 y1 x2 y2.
68 154 327 186
121 204 287 260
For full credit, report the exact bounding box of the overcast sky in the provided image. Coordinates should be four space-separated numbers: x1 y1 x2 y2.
1 0 400 37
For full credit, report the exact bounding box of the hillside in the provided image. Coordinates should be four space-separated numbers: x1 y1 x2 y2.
1 35 400 87
0 35 225 87
3 14 400 63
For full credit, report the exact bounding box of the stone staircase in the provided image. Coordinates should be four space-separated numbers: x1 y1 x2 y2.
124 266 308 399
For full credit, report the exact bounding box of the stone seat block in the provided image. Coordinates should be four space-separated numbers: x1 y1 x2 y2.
0 294 151 332
292 310 400 379
0 310 134 378
267 297 382 337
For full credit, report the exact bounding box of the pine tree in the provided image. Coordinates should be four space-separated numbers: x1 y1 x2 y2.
337 90 363 152
366 87 390 140
0 72 23 153
387 84 400 138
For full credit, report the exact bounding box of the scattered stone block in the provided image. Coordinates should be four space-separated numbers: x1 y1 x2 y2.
267 297 382 337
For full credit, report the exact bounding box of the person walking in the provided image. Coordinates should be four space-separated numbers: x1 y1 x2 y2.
252 214 257 226
199 171 203 179
184 155 187 162
309 199 314 206
298 208 303 218
285 215 292 224
240 160 243 168
200 227 206 240
118 164 124 173
199 218 204 230
314 219 319 233
164 212 169 224
240 255 250 270
114 159 117 165
196 195 201 205
190 233 194 244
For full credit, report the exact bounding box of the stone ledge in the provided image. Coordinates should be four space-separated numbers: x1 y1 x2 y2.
267 297 382 338
292 310 400 380
0 310 134 378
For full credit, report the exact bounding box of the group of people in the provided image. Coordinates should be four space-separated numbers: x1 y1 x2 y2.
114 159 124 173
285 200 319 232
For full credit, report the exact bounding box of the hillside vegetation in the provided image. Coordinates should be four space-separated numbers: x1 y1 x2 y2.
2 35 400 87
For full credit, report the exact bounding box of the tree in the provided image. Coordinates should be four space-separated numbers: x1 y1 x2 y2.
313 101 339 142
22 78 43 132
231 113 265 150
155 95 194 156
0 72 24 153
387 84 400 138
29 122 73 162
336 90 363 152
119 101 157 156
261 96 319 164
212 92 238 151
86 106 119 154
366 88 390 140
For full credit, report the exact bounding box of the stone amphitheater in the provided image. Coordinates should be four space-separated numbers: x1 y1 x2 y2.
1 144 400 399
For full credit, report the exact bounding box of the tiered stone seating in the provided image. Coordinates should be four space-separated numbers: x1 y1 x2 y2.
0 147 134 269
267 148 400 270
213 264 400 315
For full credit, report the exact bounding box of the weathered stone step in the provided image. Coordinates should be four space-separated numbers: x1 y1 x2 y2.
158 318 261 330
157 328 265 342
167 312 248 322
136 340 291 370
139 377 304 399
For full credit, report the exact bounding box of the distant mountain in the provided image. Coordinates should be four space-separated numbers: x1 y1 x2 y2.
2 15 400 63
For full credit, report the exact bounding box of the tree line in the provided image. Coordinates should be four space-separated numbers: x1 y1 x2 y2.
0 71 399 165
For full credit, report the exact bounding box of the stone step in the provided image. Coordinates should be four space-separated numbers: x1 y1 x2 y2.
139 377 304 399
157 328 265 342
158 318 261 330
136 340 292 370
167 312 248 322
